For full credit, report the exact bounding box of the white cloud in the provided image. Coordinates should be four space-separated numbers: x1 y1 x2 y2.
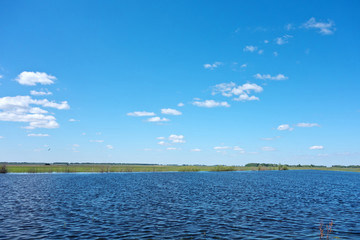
177 102 184 107
233 94 259 101
0 96 69 110
258 49 264 55
27 133 49 137
296 123 320 127
169 134 185 143
90 140 104 143
240 64 247 68
204 62 222 70
277 124 294 131
214 146 231 150
212 82 263 101
72 144 80 152
69 118 79 122
30 90 53 96
254 73 288 80
0 136 4 139
0 95 69 129
273 51 278 57
262 146 276 151
106 145 114 150
167 147 177 150
233 146 245 153
264 40 269 44
0 75 3 79
29 107 48 114
275 35 293 45
158 141 167 146
309 145 324 150
261 136 280 141
157 136 165 140
193 100 230 108
243 45 257 52
146 117 170 122
127 111 155 117
16 71 56 86
191 148 201 152
285 23 294 31
303 17 335 35
161 108 182 115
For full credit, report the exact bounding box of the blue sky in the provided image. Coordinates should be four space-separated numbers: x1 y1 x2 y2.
1 0 359 166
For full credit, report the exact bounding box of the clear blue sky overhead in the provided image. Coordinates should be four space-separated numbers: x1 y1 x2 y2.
0 0 359 165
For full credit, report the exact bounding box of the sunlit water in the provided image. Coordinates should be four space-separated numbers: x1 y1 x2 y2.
0 170 359 239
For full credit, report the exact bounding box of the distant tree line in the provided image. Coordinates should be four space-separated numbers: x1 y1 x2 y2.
245 163 328 168
332 165 360 168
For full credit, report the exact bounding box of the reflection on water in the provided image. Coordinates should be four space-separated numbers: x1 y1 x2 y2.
0 171 359 239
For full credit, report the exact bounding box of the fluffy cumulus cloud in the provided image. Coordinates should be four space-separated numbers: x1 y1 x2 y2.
243 45 257 52
254 73 288 80
127 111 155 117
192 100 230 108
275 35 293 45
277 124 294 131
30 90 52 96
0 95 69 129
161 108 182 115
177 102 184 107
302 17 335 35
212 82 263 101
90 140 104 143
146 117 170 122
309 145 324 150
27 133 49 137
204 62 222 70
169 134 185 143
16 71 56 86
296 123 320 127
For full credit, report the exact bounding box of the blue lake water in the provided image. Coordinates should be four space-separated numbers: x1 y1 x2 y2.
0 170 359 239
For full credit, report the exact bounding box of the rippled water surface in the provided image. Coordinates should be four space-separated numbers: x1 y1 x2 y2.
0 170 360 239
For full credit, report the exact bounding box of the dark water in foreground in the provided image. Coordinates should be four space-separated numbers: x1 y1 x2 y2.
0 171 359 239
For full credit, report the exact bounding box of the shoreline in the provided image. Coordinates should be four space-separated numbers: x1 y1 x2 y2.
1 164 360 174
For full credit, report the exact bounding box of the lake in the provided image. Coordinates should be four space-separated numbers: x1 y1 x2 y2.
0 170 359 239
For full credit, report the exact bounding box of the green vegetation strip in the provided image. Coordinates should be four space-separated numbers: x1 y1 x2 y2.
1 164 360 173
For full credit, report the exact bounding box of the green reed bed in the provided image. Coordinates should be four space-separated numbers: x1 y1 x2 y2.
2 164 360 173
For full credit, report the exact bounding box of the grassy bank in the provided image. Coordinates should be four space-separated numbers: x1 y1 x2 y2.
1 164 360 173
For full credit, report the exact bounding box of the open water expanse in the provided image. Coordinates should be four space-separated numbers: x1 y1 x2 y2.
0 170 359 239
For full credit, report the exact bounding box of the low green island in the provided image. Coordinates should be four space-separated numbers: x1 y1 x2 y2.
1 162 360 173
